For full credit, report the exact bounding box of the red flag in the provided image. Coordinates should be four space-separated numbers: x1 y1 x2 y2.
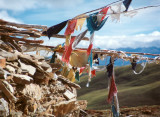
65 19 77 35
80 67 85 74
99 7 109 21
87 43 93 55
62 45 68 61
107 75 118 103
63 37 75 63
91 69 96 77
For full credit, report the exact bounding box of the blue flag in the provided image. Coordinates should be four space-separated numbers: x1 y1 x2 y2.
123 0 132 11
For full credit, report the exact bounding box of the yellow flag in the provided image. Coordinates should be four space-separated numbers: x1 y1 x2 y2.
75 14 86 31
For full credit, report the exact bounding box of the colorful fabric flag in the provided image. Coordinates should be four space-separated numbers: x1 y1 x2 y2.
63 37 75 63
131 59 137 71
111 93 119 117
72 29 88 50
109 2 122 22
75 14 86 31
87 13 108 34
106 57 113 77
50 51 56 63
65 34 71 46
123 0 132 11
87 32 94 55
112 104 119 117
80 67 85 74
91 69 96 77
69 50 88 67
87 43 93 55
93 53 98 60
123 10 138 18
88 49 93 67
64 19 77 35
75 71 80 81
98 7 109 22
46 20 68 39
67 68 75 82
95 59 99 65
107 75 118 103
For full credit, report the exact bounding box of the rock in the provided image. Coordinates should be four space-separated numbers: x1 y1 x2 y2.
0 56 6 68
43 100 56 108
0 98 9 116
0 81 17 102
13 74 33 85
2 81 14 93
58 75 81 89
5 65 16 73
0 49 18 61
63 90 76 100
52 99 77 116
0 68 5 79
30 54 45 61
22 84 42 100
9 110 23 117
33 71 45 79
38 61 50 71
77 100 88 110
46 67 52 73
0 68 10 79
18 60 36 75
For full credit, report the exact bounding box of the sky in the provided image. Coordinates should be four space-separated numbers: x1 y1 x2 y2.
0 0 160 49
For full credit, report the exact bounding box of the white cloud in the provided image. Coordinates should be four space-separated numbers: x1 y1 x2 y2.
75 31 160 49
42 31 160 50
0 10 22 23
0 0 37 11
0 0 84 11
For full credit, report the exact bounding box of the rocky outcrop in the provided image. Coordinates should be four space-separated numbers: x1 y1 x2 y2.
0 45 87 116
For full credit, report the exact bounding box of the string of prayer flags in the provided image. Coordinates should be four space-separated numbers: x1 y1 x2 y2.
46 20 68 39
72 29 88 50
123 0 132 11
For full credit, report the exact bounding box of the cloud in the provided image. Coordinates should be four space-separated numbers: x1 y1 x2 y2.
0 10 22 23
74 31 160 49
42 31 160 50
0 0 37 11
0 0 85 12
